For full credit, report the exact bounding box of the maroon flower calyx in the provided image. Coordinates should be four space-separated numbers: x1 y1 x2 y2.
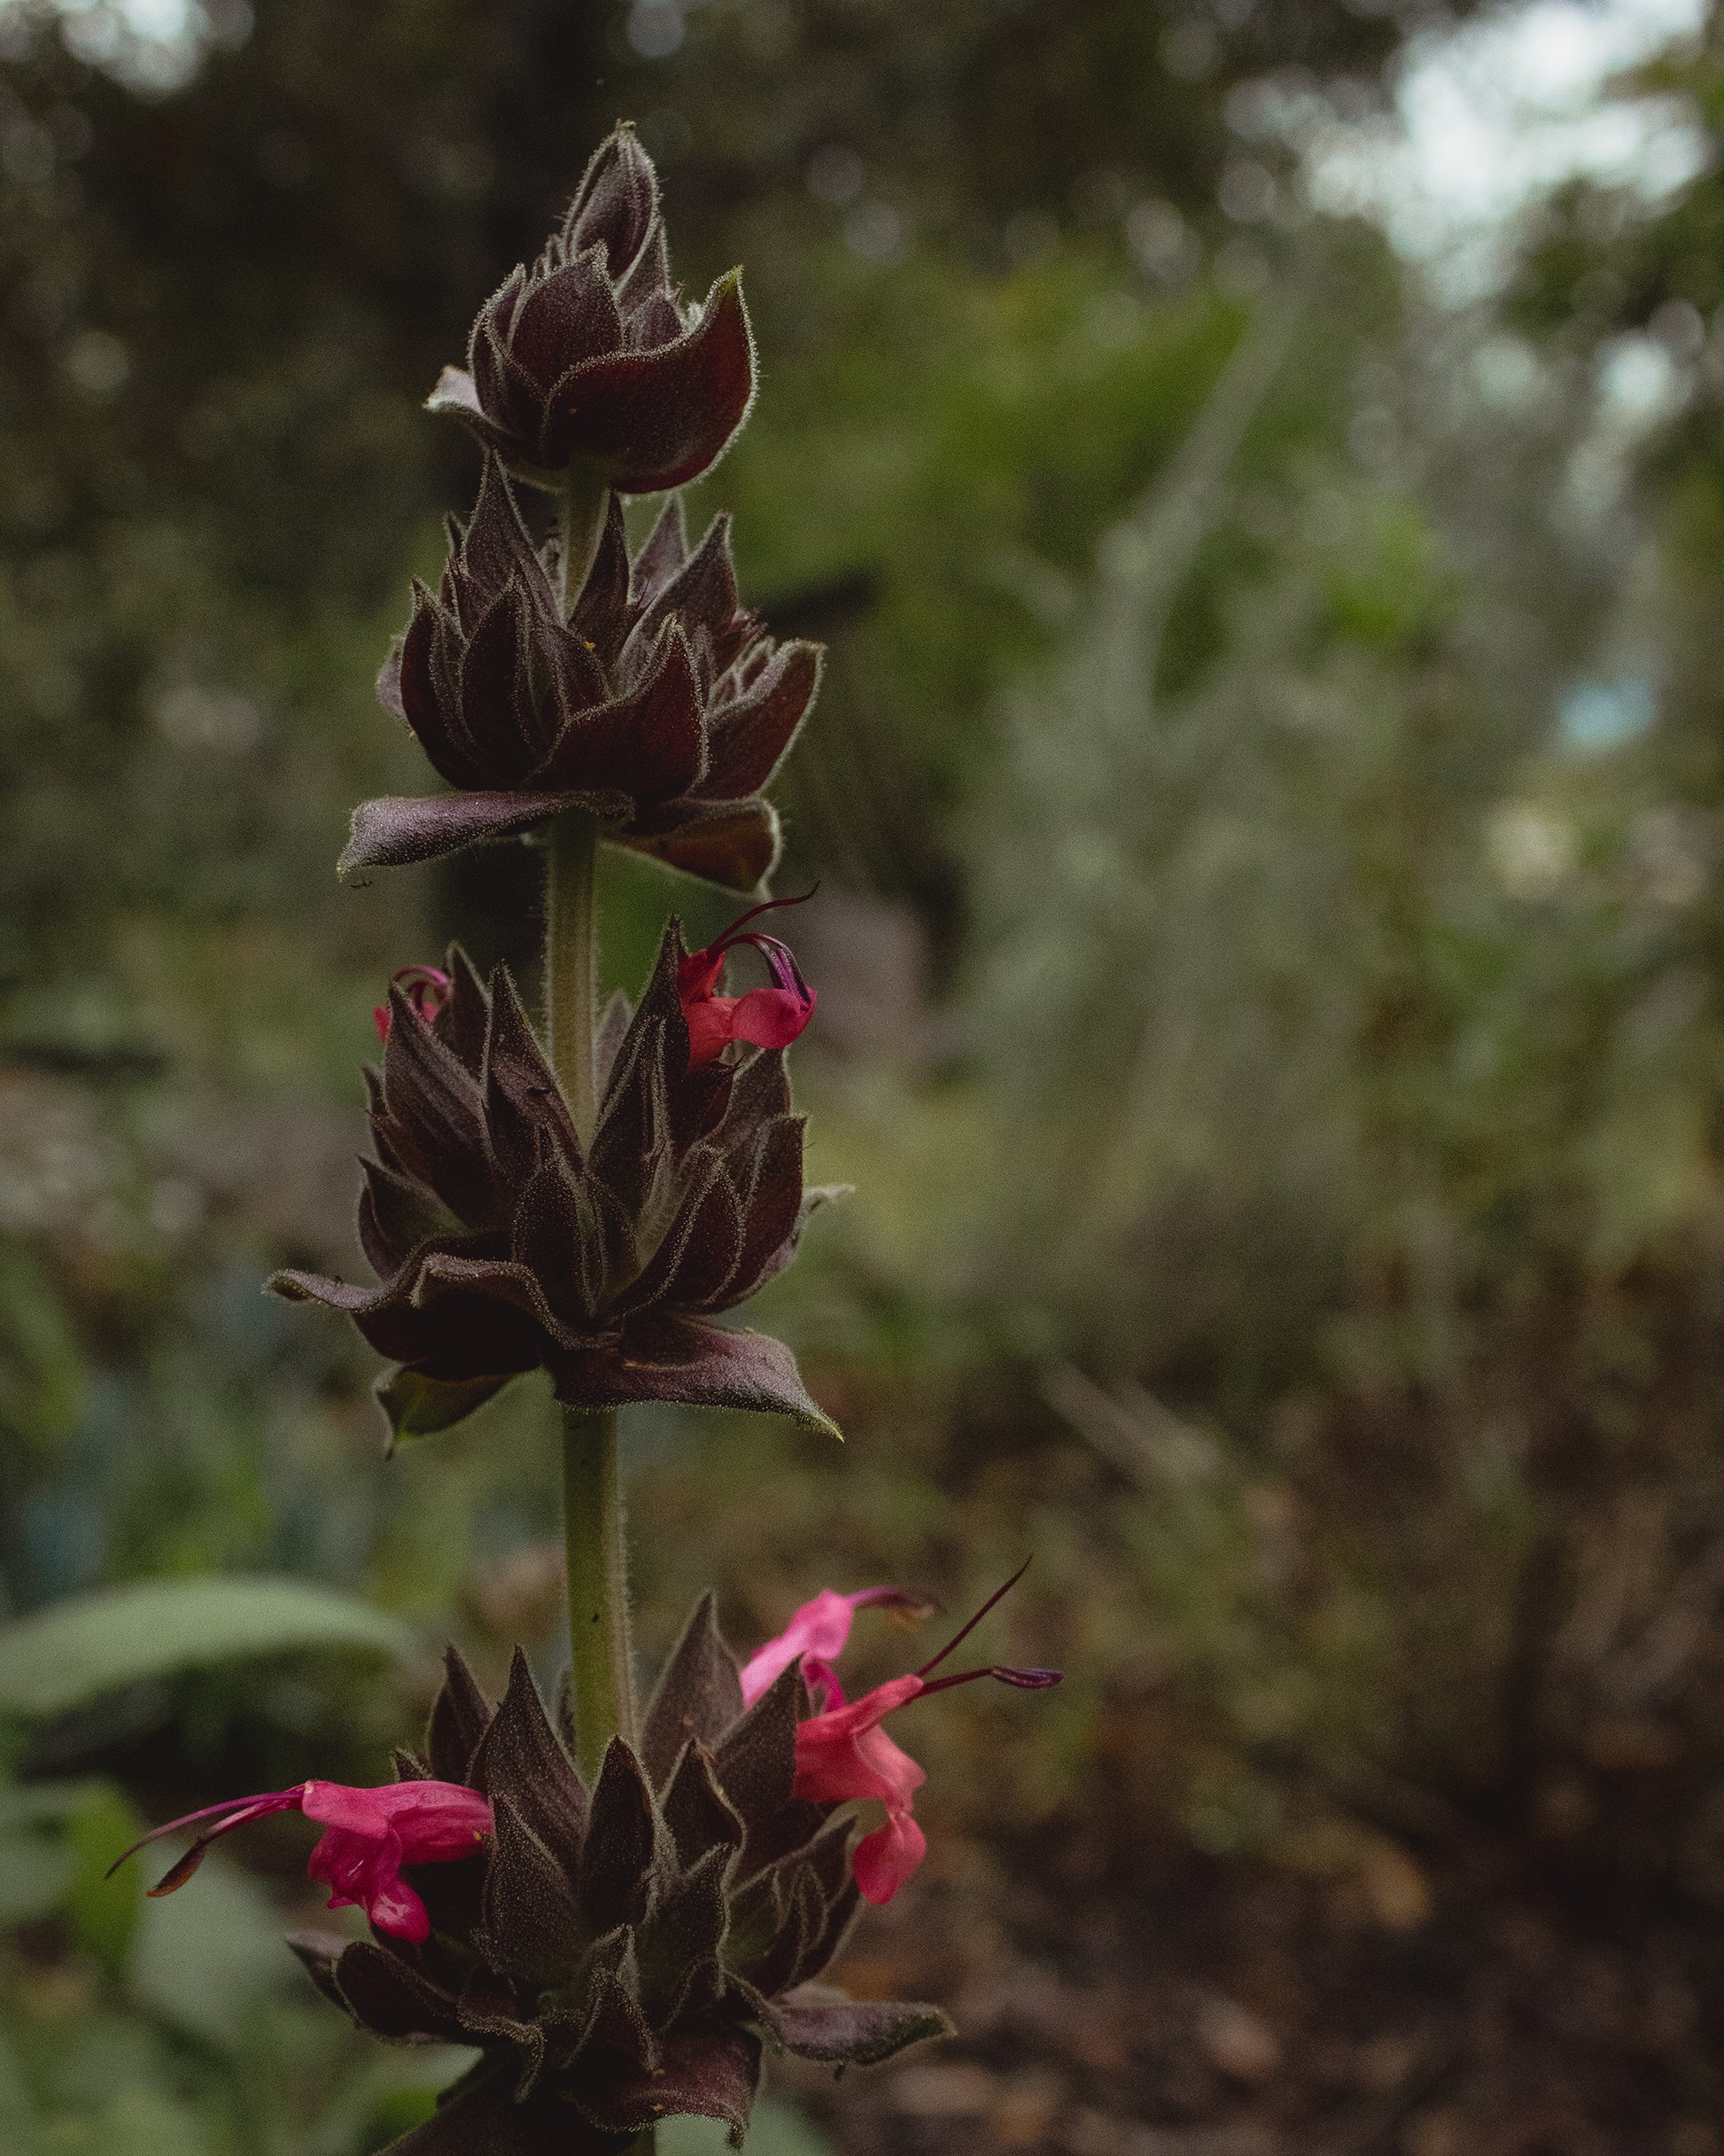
426 125 755 494
270 928 841 1444
290 1637 957 2151
343 469 819 893
109 1778 493 1942
679 888 818 1066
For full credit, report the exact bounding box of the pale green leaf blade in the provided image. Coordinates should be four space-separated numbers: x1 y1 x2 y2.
0 1576 415 1719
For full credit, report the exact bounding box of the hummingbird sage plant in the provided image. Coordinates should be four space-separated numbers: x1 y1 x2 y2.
117 126 1059 2152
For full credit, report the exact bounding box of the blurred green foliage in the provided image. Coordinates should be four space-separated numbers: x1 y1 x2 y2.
4 0 1724 2148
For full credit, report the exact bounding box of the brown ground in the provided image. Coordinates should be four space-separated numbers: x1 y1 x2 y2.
787 1814 1724 2156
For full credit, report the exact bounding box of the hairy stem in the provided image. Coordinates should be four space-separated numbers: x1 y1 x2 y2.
557 459 610 616
545 806 601 1148
562 1404 636 1781
546 471 635 1786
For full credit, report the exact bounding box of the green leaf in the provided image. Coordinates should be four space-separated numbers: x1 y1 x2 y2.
0 2029 33 2151
128 1849 298 2047
0 1778 144 1966
0 1830 73 1924
660 2096 835 2155
377 1366 515 1445
65 1782 148 1978
0 1576 415 1719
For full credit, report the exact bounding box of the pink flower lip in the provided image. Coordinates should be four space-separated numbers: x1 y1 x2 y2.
373 963 454 1043
678 886 818 1066
108 1777 493 1944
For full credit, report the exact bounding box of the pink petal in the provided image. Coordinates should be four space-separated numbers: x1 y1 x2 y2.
301 1783 489 1940
676 948 726 1002
307 1819 431 1940
684 992 740 1068
739 1587 866 1705
810 1672 924 1740
800 1654 847 1713
852 1810 928 1904
790 1677 925 1807
854 1717 928 1808
306 1823 395 1901
300 1782 393 1838
371 1780 494 1861
727 983 814 1052
362 1872 432 1942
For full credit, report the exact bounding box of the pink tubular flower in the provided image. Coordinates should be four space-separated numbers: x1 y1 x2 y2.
742 1564 1060 1907
677 889 817 1067
372 964 454 1043
108 1779 493 1943
792 1672 930 1904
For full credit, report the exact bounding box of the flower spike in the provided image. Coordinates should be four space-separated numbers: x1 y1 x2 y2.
345 463 820 891
242 101 1034 2152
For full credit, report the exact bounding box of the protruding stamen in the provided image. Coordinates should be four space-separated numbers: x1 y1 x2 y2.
105 1788 304 1885
710 883 819 953
916 1557 1034 1679
919 1663 1063 1699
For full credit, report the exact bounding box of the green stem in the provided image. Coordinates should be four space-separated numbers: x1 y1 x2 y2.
561 1405 636 1781
544 454 610 1146
545 806 601 1148
545 467 635 1784
556 459 610 616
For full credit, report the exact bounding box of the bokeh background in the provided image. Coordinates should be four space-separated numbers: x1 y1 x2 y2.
4 0 1724 2150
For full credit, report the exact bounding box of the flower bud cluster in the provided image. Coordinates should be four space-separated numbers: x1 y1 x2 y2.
346 127 815 891
427 127 753 494
274 930 837 1443
292 1615 951 2152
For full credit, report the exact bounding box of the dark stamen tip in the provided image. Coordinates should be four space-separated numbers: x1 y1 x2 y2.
145 1845 211 1896
917 1662 1063 1699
